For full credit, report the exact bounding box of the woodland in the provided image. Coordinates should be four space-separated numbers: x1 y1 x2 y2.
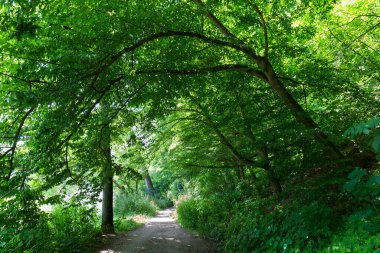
0 0 379 252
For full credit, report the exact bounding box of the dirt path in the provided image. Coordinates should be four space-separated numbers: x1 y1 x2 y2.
96 208 217 253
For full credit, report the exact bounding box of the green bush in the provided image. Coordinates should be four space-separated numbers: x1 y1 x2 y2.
178 192 340 252
321 219 380 253
0 222 51 253
177 198 199 229
114 218 143 232
176 166 380 253
151 195 173 210
320 168 380 252
114 192 157 217
48 205 99 253
0 204 99 253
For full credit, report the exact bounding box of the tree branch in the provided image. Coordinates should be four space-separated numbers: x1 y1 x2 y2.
103 78 152 126
327 27 380 70
84 31 260 82
346 21 380 48
0 72 42 88
191 0 267 67
56 89 109 149
2 107 35 181
192 0 238 39
333 14 380 28
64 144 78 183
159 116 208 129
137 64 268 82
187 97 255 165
251 3 269 58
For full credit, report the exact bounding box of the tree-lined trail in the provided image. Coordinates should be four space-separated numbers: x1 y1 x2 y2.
97 208 216 253
1 0 379 252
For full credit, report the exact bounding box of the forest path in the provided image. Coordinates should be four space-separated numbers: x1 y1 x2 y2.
96 208 216 253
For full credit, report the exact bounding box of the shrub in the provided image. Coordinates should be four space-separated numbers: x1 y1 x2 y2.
177 198 199 229
177 191 341 252
114 192 157 217
151 195 173 210
48 205 99 253
320 203 380 252
0 204 99 253
114 218 143 232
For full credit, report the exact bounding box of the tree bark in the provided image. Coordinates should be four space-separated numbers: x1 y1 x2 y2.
101 124 114 234
144 170 155 196
102 171 114 233
259 59 344 159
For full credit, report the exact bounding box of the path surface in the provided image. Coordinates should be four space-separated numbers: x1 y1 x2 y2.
96 208 216 253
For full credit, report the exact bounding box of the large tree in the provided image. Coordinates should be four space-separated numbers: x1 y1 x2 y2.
0 0 378 243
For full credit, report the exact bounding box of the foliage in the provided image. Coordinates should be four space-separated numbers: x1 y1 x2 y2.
321 222 380 253
344 118 380 138
344 117 380 161
0 205 99 253
177 192 336 252
47 205 99 253
0 0 379 251
320 167 380 253
177 169 380 252
114 218 143 233
177 198 200 230
151 195 174 210
114 192 157 217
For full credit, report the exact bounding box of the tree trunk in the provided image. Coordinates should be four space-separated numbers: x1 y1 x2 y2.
101 124 114 234
260 59 344 159
102 171 114 233
144 171 155 196
237 95 282 193
193 1 344 160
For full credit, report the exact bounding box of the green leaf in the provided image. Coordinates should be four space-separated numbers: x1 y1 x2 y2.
371 131 380 153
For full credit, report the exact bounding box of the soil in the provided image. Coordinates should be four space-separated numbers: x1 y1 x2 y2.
95 208 217 253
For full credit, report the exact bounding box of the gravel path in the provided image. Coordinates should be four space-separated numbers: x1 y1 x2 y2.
96 208 216 253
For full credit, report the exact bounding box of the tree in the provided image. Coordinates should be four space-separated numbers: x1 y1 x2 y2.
143 169 155 196
0 0 379 251
100 123 114 233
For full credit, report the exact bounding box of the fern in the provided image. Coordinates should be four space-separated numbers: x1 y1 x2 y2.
344 117 380 137
344 117 380 161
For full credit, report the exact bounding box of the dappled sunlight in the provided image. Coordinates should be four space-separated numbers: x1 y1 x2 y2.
151 236 182 243
3 0 375 252
101 234 117 238
146 209 176 223
147 217 174 223
99 250 122 253
95 208 215 252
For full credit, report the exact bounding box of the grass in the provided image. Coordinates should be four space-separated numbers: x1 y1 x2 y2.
114 218 143 232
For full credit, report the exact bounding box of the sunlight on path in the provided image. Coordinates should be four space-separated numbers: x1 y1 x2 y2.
96 208 216 253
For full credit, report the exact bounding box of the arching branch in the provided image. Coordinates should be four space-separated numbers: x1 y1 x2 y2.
56 89 109 150
137 64 268 82
187 97 256 165
193 0 238 40
84 31 260 82
2 107 35 181
251 3 269 58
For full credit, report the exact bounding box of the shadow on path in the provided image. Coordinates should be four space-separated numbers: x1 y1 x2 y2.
96 208 216 253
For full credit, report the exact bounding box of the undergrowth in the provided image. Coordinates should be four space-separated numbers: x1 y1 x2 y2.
114 192 157 217
0 205 99 253
114 218 143 232
177 167 380 252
